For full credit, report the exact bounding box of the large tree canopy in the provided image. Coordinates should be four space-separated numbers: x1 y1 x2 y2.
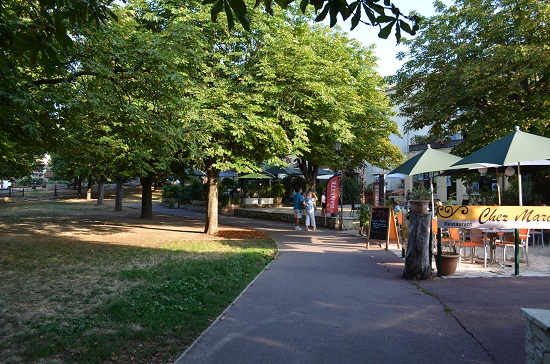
0 0 415 178
0 0 117 176
392 0 550 155
250 19 402 188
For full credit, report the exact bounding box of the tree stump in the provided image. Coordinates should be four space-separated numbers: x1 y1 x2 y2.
403 212 432 280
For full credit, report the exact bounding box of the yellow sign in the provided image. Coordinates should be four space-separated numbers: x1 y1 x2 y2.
437 205 550 229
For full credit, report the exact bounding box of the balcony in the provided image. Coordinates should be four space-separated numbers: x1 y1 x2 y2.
409 139 464 152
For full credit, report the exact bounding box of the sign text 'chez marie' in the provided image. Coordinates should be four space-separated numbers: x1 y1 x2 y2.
437 205 550 229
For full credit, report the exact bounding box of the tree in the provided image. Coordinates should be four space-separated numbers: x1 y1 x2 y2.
250 18 403 190
0 0 117 176
392 0 550 156
51 4 189 215
162 2 294 234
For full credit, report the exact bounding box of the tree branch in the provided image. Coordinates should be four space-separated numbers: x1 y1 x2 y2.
32 71 100 86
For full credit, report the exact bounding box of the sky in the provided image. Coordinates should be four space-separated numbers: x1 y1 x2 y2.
338 0 450 77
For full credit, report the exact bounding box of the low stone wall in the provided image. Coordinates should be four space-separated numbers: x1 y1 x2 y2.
233 209 339 229
522 308 550 363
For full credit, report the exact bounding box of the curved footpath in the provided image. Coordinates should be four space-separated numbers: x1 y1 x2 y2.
146 204 550 364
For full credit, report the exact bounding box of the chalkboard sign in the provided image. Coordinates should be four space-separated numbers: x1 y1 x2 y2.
367 206 400 250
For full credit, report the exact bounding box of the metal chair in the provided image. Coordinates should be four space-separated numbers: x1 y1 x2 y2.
496 229 530 266
529 229 545 247
459 228 487 268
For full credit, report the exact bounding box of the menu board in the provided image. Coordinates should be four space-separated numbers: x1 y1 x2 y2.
367 206 400 250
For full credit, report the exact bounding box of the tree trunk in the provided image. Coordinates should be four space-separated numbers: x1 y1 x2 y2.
297 158 319 191
204 168 220 235
77 178 82 196
114 177 123 211
403 212 432 280
96 178 105 205
140 175 155 219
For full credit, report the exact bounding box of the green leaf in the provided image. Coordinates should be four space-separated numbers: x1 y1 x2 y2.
390 4 400 16
262 0 274 15
384 0 391 6
368 2 385 15
351 5 361 30
394 21 401 42
312 0 324 11
376 15 395 23
399 19 414 35
378 19 395 39
299 0 309 13
202 0 218 5
228 0 250 31
210 0 224 22
363 5 377 24
329 3 340 26
225 2 235 30
315 4 331 22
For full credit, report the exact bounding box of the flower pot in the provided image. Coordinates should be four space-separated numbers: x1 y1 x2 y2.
409 200 430 214
436 254 460 276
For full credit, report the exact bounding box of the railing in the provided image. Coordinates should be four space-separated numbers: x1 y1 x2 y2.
409 139 463 152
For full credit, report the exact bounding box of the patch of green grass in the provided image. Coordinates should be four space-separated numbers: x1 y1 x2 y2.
412 282 434 297
14 250 274 363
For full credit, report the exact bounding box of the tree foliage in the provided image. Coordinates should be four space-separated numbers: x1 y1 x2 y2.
248 18 402 189
0 0 117 175
205 0 419 42
392 0 550 156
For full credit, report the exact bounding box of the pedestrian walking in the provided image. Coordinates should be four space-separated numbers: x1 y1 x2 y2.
293 188 304 230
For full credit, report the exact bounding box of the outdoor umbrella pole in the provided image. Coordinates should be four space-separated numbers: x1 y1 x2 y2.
496 169 501 205
430 173 435 218
518 162 523 206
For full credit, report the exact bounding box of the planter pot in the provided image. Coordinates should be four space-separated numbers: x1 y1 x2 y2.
259 197 273 205
436 254 460 276
274 197 283 205
242 197 259 206
410 200 430 214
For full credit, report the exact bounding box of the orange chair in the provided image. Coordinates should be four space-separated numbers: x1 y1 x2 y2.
496 229 530 266
459 228 487 268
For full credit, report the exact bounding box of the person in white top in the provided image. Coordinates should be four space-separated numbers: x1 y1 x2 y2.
304 191 317 231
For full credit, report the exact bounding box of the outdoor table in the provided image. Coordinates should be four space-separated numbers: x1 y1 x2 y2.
480 228 515 265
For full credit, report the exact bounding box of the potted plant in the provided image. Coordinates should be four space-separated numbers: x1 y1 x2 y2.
409 184 431 213
357 204 371 236
271 181 286 205
436 229 461 276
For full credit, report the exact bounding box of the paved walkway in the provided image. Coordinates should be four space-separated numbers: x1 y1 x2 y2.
146 204 550 364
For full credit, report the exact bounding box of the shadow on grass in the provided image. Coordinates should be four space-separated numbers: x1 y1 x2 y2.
0 224 276 363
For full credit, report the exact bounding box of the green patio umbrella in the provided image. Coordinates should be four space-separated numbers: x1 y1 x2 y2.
388 145 484 216
452 127 550 206
388 145 464 177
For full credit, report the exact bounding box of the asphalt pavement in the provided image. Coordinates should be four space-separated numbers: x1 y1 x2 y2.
145 204 550 364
